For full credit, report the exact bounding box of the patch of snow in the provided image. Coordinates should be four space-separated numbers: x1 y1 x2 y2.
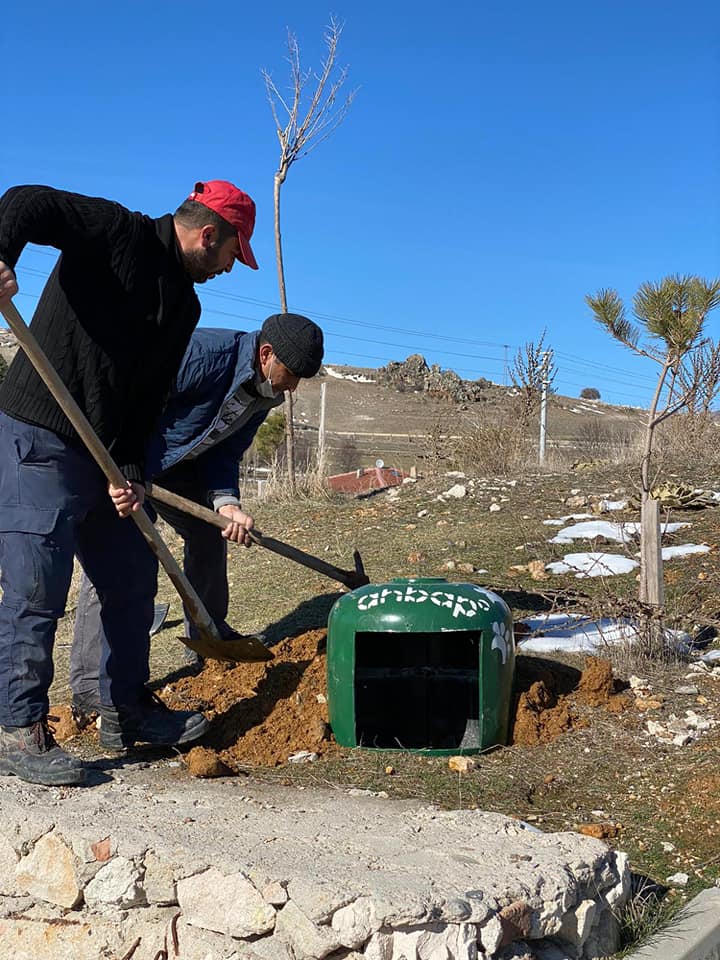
324 366 376 383
549 520 690 544
598 499 628 511
660 543 710 560
570 405 605 415
518 612 692 654
546 551 638 578
543 513 594 526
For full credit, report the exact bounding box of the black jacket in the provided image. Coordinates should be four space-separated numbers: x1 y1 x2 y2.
0 185 201 480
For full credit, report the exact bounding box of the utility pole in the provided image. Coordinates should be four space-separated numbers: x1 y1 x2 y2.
317 381 327 471
539 351 549 464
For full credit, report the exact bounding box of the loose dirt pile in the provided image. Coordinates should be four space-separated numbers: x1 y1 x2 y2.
163 629 333 770
51 633 631 774
511 655 628 746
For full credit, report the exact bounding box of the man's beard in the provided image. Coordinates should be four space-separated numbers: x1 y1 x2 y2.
184 245 226 283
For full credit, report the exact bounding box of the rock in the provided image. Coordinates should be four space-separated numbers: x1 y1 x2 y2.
286 878 356 924
177 867 276 938
675 685 700 696
417 509 429 518
84 856 146 909
448 756 478 774
143 850 178 906
390 922 480 959
457 562 475 574
288 751 319 763
564 495 588 508
489 503 501 512
558 899 597 948
262 880 289 906
275 899 342 958
365 930 393 960
666 872 689 886
527 560 548 581
90 837 113 862
635 697 664 711
575 824 619 840
331 896 382 948
15 832 82 909
444 484 467 499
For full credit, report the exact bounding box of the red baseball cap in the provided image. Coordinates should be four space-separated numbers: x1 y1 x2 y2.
188 180 258 270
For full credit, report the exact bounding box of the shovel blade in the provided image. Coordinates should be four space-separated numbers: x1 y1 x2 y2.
181 633 273 663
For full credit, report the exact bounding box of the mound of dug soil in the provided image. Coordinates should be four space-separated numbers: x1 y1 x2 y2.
163 629 334 769
511 655 628 746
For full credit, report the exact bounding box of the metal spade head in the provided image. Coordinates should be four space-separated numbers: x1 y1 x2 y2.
181 632 273 663
348 550 370 589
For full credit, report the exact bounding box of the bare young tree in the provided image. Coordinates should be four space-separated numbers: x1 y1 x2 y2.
587 274 720 605
678 338 720 416
510 332 556 425
263 18 358 489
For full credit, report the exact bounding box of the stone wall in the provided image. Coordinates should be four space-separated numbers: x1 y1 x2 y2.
0 771 630 960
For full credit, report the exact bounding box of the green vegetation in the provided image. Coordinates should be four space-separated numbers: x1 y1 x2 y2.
251 411 286 463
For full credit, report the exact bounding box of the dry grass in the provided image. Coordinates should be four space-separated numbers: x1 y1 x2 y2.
39 403 720 957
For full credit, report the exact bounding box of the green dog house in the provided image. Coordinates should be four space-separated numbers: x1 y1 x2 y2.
327 577 515 755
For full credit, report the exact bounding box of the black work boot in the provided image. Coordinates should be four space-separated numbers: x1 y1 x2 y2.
99 689 209 749
0 719 86 786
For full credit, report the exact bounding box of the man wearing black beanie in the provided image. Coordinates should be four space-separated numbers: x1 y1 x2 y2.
71 313 324 709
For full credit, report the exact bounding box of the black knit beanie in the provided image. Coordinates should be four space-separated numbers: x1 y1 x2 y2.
261 313 324 378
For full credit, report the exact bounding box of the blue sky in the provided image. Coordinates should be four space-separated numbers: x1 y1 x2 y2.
2 0 719 406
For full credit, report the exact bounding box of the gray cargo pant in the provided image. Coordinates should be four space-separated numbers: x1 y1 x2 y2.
70 462 230 697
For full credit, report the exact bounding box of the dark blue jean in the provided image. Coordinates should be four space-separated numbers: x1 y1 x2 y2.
70 460 230 695
0 412 157 724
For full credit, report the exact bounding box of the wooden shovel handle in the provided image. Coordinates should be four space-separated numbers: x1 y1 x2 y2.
146 482 369 590
0 299 222 647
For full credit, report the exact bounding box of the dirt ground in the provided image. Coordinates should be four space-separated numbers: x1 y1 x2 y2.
42 459 720 952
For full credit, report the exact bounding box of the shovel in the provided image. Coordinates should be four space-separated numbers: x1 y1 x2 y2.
146 483 370 591
0 300 272 664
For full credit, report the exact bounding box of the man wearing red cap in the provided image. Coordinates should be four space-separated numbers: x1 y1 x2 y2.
0 179 258 786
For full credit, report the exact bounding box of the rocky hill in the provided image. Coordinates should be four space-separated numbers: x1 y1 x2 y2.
0 328 644 472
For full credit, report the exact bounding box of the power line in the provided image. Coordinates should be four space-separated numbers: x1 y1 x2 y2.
12 252 661 397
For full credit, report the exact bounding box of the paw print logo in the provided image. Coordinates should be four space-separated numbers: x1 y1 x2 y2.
491 621 513 664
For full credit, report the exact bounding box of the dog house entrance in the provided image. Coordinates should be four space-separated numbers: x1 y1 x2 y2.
353 630 481 750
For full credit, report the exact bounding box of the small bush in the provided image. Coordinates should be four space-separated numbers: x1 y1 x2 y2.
580 386 601 400
445 398 537 477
